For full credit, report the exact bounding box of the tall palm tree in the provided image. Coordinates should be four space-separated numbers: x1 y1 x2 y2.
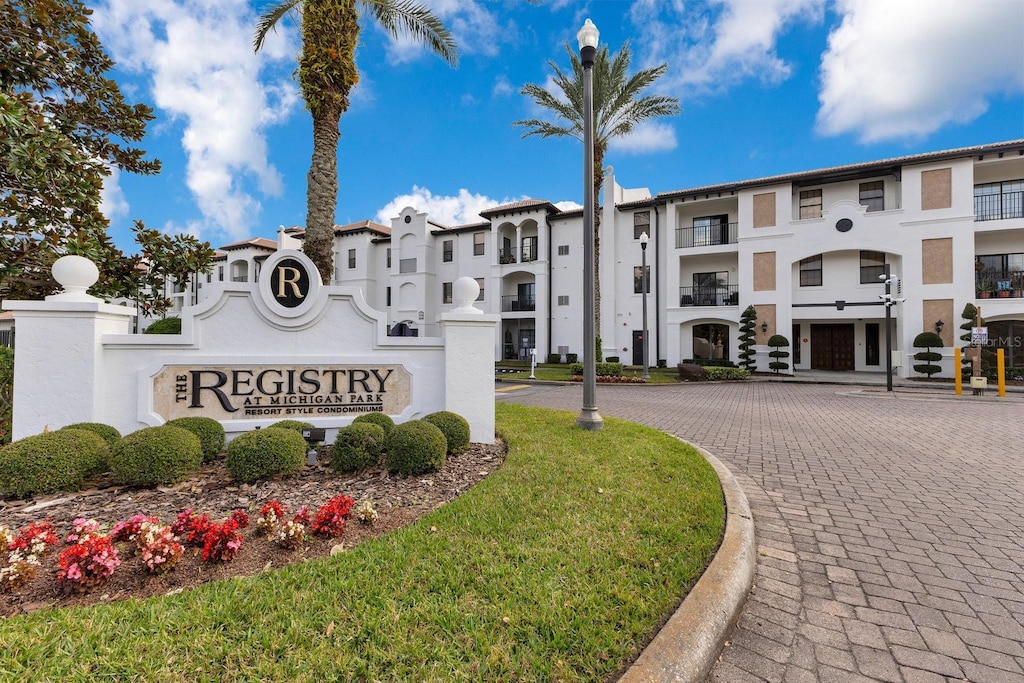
514 42 679 333
255 1 457 284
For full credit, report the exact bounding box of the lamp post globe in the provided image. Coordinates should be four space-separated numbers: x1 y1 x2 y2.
576 18 603 431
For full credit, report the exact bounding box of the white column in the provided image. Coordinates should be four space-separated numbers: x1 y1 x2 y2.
441 278 498 443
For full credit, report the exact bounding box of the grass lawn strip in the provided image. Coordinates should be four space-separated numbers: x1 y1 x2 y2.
0 404 724 682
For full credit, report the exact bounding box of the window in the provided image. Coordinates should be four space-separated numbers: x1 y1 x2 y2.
475 277 485 301
799 255 822 287
799 189 822 219
386 248 391 268
975 180 1024 221
473 232 485 256
386 287 391 307
859 181 884 212
633 265 650 294
347 249 356 269
521 236 538 262
860 250 886 284
399 258 416 274
218 266 224 282
557 295 569 306
633 211 650 240
442 281 453 304
442 240 453 262
692 214 730 247
557 244 569 256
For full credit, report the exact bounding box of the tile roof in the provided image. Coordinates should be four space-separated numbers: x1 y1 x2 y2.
219 237 277 251
480 199 560 218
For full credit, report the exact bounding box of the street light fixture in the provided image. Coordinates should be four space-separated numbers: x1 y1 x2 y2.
639 231 650 379
576 18 603 431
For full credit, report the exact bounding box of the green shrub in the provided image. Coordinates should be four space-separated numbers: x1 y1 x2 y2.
913 331 944 377
657 359 667 369
109 426 202 487
0 430 109 498
703 367 751 381
767 334 791 374
226 428 307 483
60 428 110 477
0 347 12 446
272 419 315 433
332 423 385 473
568 362 622 377
144 317 181 334
352 412 395 435
384 420 446 476
63 422 121 448
546 353 561 364
167 416 225 461
681 359 738 368
565 353 578 363
423 411 470 455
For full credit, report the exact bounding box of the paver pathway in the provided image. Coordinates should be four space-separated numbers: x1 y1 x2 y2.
499 382 1024 682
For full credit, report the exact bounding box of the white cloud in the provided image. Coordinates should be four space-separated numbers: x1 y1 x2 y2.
492 75 514 98
380 0 516 64
99 166 130 222
376 186 523 226
90 0 299 241
608 122 678 154
554 200 582 212
816 0 1024 142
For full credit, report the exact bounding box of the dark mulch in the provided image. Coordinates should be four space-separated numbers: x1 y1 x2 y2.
0 441 506 618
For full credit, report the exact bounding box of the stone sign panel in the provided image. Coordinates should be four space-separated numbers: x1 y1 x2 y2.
153 364 411 421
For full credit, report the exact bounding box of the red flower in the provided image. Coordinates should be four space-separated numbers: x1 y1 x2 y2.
311 495 355 538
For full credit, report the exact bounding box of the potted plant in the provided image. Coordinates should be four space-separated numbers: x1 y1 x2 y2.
977 277 993 299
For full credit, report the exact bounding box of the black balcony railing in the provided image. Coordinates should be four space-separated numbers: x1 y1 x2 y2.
499 237 540 264
501 295 536 312
678 284 739 307
976 270 1024 298
975 191 1024 221
675 223 738 249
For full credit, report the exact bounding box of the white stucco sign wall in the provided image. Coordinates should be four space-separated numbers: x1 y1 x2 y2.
5 253 497 444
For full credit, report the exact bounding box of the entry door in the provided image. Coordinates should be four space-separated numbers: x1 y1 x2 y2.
810 324 855 371
632 330 645 366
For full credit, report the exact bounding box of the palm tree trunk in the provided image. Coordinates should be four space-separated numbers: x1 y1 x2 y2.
593 140 606 336
305 104 342 284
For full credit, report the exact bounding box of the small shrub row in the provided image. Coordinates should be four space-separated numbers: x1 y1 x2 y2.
681 358 738 368
568 362 623 377
0 429 110 499
703 367 751 381
332 411 468 476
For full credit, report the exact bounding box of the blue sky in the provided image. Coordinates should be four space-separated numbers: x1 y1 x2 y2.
88 0 1024 253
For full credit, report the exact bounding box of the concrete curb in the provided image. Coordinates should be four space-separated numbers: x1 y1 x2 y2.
619 444 755 683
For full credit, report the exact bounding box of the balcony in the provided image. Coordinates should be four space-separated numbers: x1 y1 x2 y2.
675 223 738 249
977 270 1024 298
499 237 539 264
501 295 536 312
678 285 739 307
975 185 1023 222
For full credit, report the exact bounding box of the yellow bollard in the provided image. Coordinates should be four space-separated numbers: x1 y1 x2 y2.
954 347 962 395
998 348 1006 397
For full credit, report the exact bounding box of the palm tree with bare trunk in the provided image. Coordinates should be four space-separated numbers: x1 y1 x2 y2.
514 42 679 332
255 0 457 284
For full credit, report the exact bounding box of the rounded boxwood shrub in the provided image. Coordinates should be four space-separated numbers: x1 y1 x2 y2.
422 411 470 455
352 412 395 435
167 416 225 462
143 316 181 335
62 422 121 449
272 419 314 433
0 430 109 498
384 420 446 476
226 427 307 483
109 425 202 487
332 423 385 473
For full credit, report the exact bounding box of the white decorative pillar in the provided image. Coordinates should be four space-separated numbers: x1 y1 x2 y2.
441 277 498 443
3 256 135 440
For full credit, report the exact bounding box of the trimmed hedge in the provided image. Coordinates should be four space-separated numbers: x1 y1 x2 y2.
423 411 470 455
167 416 225 462
385 420 446 476
0 347 13 446
681 359 738 368
272 419 315 433
0 430 110 498
226 427 307 483
568 362 623 377
109 426 202 487
62 422 121 448
332 423 385 473
352 412 395 435
144 317 181 335
703 367 751 381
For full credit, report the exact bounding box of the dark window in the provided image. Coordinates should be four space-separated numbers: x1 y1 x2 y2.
557 295 569 306
473 232 485 256
865 323 879 366
633 265 650 294
860 250 886 284
975 180 1024 221
442 240 453 262
692 214 730 247
399 258 416 274
557 244 569 256
859 181 884 212
799 254 822 287
386 287 391 307
692 323 729 360
442 281 453 304
792 324 801 365
799 189 822 219
386 248 391 268
634 211 651 240
347 249 356 269
475 277 484 302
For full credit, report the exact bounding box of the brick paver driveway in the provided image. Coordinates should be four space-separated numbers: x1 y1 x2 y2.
498 382 1024 682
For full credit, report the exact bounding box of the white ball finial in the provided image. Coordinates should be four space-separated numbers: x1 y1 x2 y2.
452 276 482 313
47 255 101 301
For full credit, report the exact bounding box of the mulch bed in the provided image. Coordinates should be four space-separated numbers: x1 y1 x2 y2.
0 441 506 618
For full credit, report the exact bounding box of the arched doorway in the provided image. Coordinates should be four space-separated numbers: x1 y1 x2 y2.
692 323 729 361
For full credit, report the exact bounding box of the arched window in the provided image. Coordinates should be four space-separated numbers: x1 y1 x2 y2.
693 324 729 360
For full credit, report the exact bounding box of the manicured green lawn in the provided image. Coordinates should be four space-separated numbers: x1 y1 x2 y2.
498 366 679 383
0 404 724 682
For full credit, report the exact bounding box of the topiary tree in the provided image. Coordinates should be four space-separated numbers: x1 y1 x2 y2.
0 429 109 498
62 422 121 449
332 422 385 473
226 428 307 483
109 425 202 486
738 305 757 372
352 412 395 436
767 335 790 374
167 417 225 462
423 411 470 455
912 331 944 377
959 303 981 378
384 420 446 476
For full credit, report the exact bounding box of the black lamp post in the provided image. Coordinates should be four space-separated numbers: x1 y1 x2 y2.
576 18 603 431
640 231 650 379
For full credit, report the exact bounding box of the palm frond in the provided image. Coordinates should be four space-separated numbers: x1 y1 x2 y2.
361 0 458 66
254 0 303 52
